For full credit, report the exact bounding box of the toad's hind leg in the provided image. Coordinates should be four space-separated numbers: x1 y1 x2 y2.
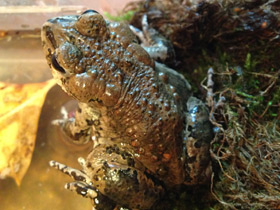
184 97 213 185
49 160 116 210
50 145 164 210
84 145 164 209
129 14 175 63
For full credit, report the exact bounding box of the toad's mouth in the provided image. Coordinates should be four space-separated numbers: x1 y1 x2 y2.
51 53 66 73
41 30 65 74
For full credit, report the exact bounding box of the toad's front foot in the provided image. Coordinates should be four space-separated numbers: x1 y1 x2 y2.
52 103 101 145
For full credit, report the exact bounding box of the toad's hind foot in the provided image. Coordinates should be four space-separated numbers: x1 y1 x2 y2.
184 97 213 185
65 181 97 199
82 145 165 210
66 182 116 210
49 160 116 210
49 160 92 183
130 14 175 63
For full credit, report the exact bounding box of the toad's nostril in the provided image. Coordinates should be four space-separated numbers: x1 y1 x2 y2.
51 54 66 73
82 10 99 15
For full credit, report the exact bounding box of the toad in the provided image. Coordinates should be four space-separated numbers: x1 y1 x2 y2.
41 10 213 210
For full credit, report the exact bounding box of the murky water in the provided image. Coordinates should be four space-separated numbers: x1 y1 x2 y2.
0 34 93 210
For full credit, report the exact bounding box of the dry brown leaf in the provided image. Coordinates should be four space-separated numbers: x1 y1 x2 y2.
0 79 56 185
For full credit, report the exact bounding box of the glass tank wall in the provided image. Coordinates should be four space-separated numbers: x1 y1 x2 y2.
0 1 135 209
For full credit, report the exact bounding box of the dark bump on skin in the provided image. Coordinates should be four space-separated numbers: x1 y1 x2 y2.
187 156 196 163
61 166 70 174
103 161 109 169
194 140 202 148
86 119 95 125
71 171 86 182
75 183 88 197
106 146 113 154
87 162 94 170
93 175 99 181
61 78 67 84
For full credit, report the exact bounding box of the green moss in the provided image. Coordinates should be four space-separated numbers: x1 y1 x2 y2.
244 53 258 72
104 10 135 22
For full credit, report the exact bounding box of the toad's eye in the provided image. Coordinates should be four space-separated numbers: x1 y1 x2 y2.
82 10 99 15
51 54 65 73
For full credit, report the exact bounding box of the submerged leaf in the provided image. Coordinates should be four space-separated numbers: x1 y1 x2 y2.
0 79 56 185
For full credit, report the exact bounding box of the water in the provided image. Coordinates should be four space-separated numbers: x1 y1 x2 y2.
0 32 93 210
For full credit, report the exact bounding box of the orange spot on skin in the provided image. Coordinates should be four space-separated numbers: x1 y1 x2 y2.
233 7 241 12
131 140 139 147
163 153 171 161
261 21 267 29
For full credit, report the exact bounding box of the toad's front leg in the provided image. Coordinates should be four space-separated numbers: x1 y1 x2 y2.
53 102 101 144
50 145 164 210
